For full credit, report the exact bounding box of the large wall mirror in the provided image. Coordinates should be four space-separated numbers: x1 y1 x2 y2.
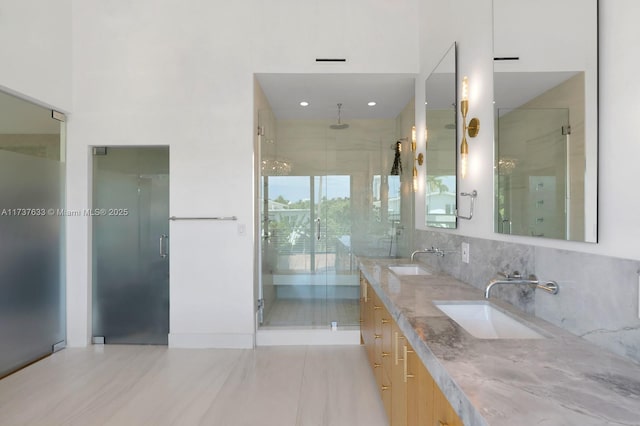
493 0 598 242
425 43 457 229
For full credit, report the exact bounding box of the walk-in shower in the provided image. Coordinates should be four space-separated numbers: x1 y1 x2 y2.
255 74 415 339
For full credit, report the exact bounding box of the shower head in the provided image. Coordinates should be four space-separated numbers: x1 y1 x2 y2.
329 103 349 130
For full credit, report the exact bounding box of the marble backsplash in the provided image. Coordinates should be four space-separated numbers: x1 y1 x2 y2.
413 230 640 364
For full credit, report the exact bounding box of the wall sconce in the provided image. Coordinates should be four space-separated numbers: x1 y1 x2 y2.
411 126 424 192
460 76 480 179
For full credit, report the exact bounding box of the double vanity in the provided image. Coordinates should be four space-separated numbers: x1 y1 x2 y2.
359 258 640 426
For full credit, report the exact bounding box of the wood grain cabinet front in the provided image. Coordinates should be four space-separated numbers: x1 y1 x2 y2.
359 275 464 426
390 322 408 426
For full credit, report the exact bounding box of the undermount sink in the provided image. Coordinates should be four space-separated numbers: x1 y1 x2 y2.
388 264 431 276
433 301 545 339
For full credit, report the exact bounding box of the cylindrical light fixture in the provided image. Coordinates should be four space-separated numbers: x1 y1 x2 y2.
460 76 480 179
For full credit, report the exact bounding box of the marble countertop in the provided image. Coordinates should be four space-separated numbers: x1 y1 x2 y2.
359 258 640 426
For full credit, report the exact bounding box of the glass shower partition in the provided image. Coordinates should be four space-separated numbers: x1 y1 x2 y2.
258 108 400 331
0 92 66 377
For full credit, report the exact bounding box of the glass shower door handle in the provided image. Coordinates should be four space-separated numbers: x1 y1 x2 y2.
316 218 321 241
159 234 168 258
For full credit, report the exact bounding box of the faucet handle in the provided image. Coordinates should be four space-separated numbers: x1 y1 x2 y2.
498 271 521 280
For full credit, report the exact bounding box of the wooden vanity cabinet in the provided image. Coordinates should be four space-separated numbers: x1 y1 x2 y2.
390 322 407 426
405 342 433 426
360 274 375 367
360 275 463 426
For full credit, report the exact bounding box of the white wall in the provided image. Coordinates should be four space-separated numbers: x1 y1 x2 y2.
417 0 640 262
0 0 72 111
67 0 419 347
3 0 638 349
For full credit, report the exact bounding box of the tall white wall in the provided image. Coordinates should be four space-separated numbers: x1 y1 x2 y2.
417 0 640 262
12 0 635 349
0 0 72 111
67 0 419 347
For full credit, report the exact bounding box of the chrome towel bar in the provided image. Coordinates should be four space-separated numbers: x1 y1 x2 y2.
169 216 237 221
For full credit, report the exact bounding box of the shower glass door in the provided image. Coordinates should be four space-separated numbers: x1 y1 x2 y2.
314 175 357 326
257 103 410 332
92 147 169 344
260 174 358 328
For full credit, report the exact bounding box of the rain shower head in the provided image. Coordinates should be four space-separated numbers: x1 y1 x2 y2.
329 103 349 130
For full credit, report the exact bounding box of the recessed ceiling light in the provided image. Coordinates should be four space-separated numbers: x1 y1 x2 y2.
300 101 309 106
367 101 377 106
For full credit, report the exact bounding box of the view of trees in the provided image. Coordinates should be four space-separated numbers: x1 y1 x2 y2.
268 195 351 254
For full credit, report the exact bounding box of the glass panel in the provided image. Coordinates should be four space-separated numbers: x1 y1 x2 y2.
261 175 318 326
496 108 568 239
425 43 457 229
92 147 169 344
256 79 411 331
372 175 401 256
425 108 457 228
493 0 597 242
317 175 359 327
0 91 65 377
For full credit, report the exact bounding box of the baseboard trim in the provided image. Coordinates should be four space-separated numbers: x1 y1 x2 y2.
168 333 254 349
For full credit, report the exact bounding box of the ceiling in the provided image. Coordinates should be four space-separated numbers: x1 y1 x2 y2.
256 73 416 121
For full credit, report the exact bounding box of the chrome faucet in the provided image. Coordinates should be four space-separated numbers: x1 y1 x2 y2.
485 271 559 299
410 247 445 261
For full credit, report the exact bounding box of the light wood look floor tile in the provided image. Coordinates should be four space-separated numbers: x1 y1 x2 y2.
296 346 388 426
0 345 386 426
263 299 359 328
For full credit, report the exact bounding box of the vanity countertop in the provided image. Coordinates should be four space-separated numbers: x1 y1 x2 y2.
359 258 640 426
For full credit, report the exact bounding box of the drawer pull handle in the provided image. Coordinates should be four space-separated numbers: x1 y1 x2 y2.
373 305 382 310
403 345 415 383
374 334 382 339
394 332 405 366
381 385 389 391
381 318 389 324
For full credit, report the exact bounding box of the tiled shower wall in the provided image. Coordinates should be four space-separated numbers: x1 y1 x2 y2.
414 230 640 364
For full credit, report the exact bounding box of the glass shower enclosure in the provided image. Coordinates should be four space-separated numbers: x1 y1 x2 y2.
0 91 66 377
258 108 405 330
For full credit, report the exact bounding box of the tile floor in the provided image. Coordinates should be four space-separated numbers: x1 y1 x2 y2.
0 345 387 426
261 299 359 328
